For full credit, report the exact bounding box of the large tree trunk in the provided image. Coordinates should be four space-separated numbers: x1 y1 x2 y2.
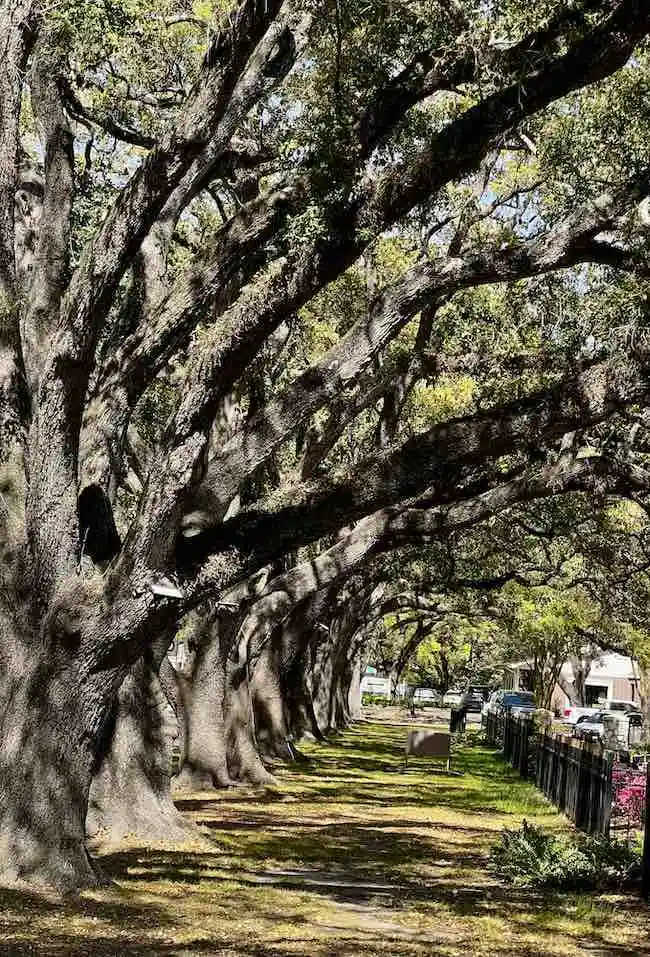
282 590 340 742
0 611 112 891
251 632 293 760
223 618 276 785
251 589 341 751
348 653 362 720
172 611 273 789
308 629 337 735
282 633 325 743
87 655 188 844
172 616 234 790
388 667 401 702
311 608 364 732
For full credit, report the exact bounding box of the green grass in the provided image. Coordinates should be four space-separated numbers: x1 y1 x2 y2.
1 720 649 956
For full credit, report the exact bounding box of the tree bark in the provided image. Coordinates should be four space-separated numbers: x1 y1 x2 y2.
87 655 188 844
0 611 112 891
250 634 293 760
639 663 650 744
172 616 234 790
171 610 274 789
223 611 276 785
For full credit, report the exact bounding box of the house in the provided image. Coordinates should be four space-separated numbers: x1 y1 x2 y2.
504 652 641 712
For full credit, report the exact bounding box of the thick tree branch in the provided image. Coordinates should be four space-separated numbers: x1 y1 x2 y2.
180 347 650 571
31 0 302 596
79 9 312 493
355 0 614 152
61 0 287 360
188 454 645 633
61 80 157 148
0 0 38 299
300 307 437 479
26 38 75 391
23 35 79 593
168 0 650 485
98 0 648 440
0 0 38 438
0 0 39 573
199 183 642 515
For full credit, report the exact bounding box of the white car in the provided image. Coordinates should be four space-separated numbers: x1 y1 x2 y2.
413 688 441 706
483 690 502 718
573 710 611 739
562 699 640 725
443 689 463 707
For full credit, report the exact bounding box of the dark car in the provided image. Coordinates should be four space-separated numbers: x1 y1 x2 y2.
460 690 484 713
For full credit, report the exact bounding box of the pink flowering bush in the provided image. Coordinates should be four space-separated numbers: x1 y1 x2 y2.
612 765 646 828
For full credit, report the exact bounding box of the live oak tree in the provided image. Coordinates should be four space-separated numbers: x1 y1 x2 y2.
379 496 650 713
2 0 650 891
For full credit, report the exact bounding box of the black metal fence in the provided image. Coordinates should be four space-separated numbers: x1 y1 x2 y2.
484 712 613 835
484 710 502 747
537 732 613 835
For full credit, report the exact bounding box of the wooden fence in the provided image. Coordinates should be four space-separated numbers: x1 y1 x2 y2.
484 712 613 835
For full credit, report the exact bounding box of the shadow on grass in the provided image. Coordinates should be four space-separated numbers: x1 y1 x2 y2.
0 882 178 957
0 882 169 927
100 821 487 899
96 833 650 957
0 868 439 957
2 722 650 957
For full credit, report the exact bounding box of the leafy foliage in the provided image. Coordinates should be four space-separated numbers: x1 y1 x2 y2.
490 820 641 889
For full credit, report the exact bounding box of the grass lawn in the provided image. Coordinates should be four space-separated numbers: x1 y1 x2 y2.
1 719 649 955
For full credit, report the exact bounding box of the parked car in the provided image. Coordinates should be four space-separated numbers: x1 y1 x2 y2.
605 699 641 715
573 710 610 739
573 709 642 742
562 705 598 725
460 690 484 713
413 688 441 706
562 699 640 725
442 689 463 707
499 691 536 715
468 684 490 701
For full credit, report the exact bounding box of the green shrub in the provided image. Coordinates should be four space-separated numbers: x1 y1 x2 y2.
361 693 393 706
489 820 641 890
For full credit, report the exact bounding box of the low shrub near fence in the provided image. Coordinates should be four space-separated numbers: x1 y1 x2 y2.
484 711 650 895
490 820 641 890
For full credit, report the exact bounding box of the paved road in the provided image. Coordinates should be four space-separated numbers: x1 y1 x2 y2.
419 707 482 725
363 704 483 726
